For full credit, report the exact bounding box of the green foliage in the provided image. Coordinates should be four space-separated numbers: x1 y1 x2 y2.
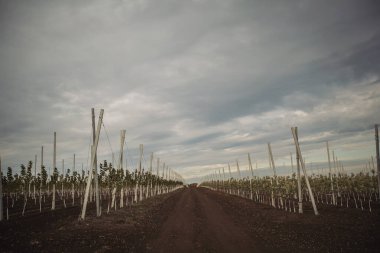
7 167 13 183
20 164 26 178
51 167 59 183
41 166 48 185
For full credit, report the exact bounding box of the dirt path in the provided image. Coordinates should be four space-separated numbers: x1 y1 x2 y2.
147 186 259 253
1 186 379 252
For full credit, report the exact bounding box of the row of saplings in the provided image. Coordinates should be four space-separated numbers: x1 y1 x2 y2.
201 171 379 213
1 160 183 220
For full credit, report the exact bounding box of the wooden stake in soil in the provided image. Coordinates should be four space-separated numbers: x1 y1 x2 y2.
81 109 104 220
118 130 126 208
248 153 254 179
40 146 43 213
375 124 380 196
0 155 3 221
326 141 336 205
92 108 101 217
34 154 37 200
290 152 294 174
236 160 242 179
62 159 64 200
291 127 319 215
268 143 278 183
295 128 302 213
52 131 56 210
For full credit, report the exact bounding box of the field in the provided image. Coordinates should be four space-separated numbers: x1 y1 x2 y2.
1 185 379 253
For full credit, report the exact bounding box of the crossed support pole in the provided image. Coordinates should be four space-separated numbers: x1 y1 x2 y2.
80 109 104 220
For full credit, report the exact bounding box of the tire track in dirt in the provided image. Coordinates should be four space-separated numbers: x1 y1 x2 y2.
147 186 261 253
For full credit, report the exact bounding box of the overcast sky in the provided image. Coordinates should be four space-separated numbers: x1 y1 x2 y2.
1 0 379 182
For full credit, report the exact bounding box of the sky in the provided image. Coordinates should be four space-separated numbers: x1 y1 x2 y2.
0 0 379 182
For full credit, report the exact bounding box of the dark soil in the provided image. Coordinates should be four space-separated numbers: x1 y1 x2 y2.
0 186 379 253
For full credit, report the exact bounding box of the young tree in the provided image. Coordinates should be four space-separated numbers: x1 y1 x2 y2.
26 161 33 197
7 167 13 184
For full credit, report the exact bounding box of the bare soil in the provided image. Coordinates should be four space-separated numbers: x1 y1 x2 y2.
0 186 379 252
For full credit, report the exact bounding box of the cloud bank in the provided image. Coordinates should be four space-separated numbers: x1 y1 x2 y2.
0 0 379 182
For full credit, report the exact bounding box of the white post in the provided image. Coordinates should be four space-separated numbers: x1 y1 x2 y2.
52 132 56 210
222 167 226 193
81 109 104 220
34 154 37 199
268 143 277 180
62 159 64 199
0 155 3 221
248 153 254 200
119 130 126 170
149 152 153 197
291 127 319 215
228 163 232 178
294 128 303 213
227 163 232 194
72 153 75 206
236 159 242 179
155 158 160 195
91 108 101 217
375 124 380 196
119 130 126 208
236 160 241 196
40 146 43 212
326 141 336 205
139 144 143 200
248 153 254 178
290 152 294 174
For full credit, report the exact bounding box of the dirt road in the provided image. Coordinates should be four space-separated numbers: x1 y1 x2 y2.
1 186 379 252
147 186 259 253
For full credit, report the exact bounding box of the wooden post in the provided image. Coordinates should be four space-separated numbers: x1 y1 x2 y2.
236 160 242 196
295 128 303 213
62 159 64 200
73 153 75 206
0 155 3 221
156 158 160 195
248 153 254 178
248 153 255 200
40 146 43 212
375 124 380 196
139 144 143 200
268 143 278 207
227 163 232 194
34 154 37 199
291 127 319 215
156 158 160 176
91 108 101 217
81 109 104 220
119 130 126 170
290 152 294 174
326 141 336 205
118 130 126 207
222 167 226 192
268 143 277 181
147 153 153 197
139 144 143 173
52 132 56 210
149 153 153 174
332 150 337 176
236 159 242 179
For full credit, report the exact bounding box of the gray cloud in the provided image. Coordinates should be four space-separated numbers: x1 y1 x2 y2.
1 0 379 181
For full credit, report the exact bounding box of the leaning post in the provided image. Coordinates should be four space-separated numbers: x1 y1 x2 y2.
375 124 380 196
291 127 319 215
81 109 104 220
